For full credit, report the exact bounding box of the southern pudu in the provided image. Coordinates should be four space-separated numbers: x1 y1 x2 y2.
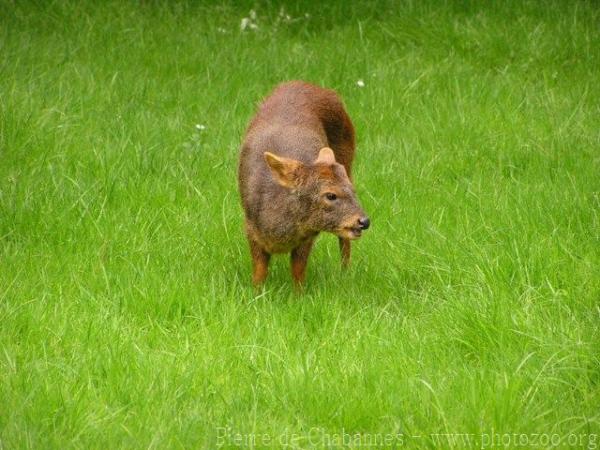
238 81 370 286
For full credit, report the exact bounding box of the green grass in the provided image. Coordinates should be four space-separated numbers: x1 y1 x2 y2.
1 1 599 448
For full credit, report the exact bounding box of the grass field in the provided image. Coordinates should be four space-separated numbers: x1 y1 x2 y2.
1 1 599 448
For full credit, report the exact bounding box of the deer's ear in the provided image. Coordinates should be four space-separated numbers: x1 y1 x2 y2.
264 152 303 188
315 147 336 165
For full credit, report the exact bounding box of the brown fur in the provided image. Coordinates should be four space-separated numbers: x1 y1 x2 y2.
238 81 369 286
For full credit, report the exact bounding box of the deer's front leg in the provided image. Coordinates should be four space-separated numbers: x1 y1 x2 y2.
290 238 315 287
249 238 271 286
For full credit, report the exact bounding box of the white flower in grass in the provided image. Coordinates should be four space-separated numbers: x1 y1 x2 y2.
278 7 292 23
356 79 365 88
241 10 259 31
195 124 206 131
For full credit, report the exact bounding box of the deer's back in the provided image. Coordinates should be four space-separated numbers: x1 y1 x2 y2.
239 81 356 225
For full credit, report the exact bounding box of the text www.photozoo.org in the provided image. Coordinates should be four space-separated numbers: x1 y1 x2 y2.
216 427 598 449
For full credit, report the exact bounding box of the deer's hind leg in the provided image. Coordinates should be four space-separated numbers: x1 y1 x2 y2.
330 110 355 269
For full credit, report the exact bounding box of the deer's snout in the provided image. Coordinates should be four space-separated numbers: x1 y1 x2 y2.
358 216 370 230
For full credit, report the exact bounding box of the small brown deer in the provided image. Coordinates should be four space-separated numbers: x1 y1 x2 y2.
238 81 370 286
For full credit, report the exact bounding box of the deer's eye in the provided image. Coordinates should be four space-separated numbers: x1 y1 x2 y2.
325 192 337 201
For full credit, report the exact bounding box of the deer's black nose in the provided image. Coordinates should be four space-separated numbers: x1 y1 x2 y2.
358 217 370 230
